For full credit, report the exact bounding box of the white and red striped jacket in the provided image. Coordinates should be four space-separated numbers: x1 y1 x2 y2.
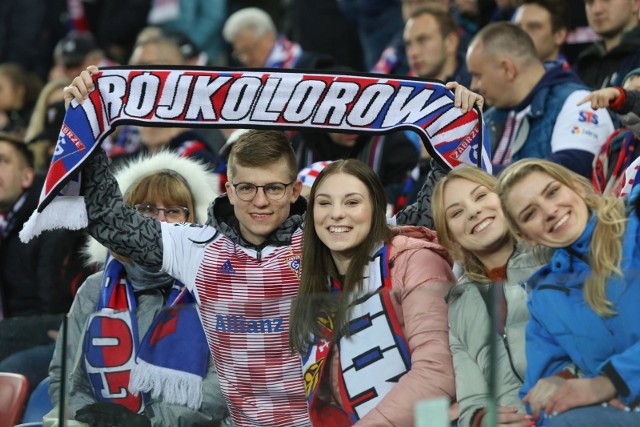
161 198 310 427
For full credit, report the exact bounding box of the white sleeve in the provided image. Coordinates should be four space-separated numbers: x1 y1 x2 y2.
161 222 217 294
550 90 615 154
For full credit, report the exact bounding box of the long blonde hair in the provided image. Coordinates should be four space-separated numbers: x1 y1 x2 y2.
432 166 514 283
24 79 70 171
497 159 626 316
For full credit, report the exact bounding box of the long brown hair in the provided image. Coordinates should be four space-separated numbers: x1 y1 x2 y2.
289 159 393 354
432 166 514 283
497 159 626 316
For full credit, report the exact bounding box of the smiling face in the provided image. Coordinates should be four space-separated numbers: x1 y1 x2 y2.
504 171 589 248
443 177 511 261
226 157 301 246
313 172 373 273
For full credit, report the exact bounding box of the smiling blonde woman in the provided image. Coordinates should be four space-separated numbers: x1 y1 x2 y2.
497 158 640 427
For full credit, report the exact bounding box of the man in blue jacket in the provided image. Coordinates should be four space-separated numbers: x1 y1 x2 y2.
466 22 614 178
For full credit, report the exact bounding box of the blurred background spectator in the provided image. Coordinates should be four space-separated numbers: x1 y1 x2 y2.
147 0 227 65
0 63 43 139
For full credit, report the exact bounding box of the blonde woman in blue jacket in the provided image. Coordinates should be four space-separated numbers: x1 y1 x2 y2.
498 159 640 427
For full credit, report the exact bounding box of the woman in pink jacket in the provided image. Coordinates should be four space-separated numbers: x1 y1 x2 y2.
289 159 456 426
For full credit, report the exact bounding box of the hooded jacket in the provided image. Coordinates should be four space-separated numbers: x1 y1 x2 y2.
521 189 640 407
82 150 219 261
48 151 226 426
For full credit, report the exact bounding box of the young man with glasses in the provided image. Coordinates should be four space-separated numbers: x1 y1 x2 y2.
65 66 308 426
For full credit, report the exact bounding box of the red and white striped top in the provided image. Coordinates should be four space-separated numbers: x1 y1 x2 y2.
161 223 310 426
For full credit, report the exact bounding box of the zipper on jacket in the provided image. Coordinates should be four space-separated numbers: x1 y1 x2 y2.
501 284 524 384
503 334 524 383
256 248 262 262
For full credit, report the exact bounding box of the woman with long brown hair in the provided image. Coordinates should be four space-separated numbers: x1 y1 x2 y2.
289 159 456 426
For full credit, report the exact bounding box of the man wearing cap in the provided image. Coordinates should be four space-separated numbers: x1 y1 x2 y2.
50 31 117 81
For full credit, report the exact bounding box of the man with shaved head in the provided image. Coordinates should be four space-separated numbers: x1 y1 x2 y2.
466 22 613 178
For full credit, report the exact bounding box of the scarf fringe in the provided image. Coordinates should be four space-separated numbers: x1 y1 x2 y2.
129 358 203 411
19 196 87 242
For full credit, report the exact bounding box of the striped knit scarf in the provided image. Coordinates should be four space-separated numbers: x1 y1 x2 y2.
302 244 410 425
19 67 489 242
265 35 303 69
83 254 208 412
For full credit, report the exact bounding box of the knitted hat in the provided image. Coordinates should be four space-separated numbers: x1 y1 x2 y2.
623 68 640 87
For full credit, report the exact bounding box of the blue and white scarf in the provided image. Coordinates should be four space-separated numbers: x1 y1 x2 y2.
83 254 209 412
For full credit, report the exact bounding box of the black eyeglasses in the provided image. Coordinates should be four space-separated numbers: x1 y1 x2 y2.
134 204 189 221
232 181 295 201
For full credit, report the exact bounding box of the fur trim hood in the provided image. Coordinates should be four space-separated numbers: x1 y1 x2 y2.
84 151 220 265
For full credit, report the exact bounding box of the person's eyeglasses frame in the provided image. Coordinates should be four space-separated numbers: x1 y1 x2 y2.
134 204 189 221
231 180 296 201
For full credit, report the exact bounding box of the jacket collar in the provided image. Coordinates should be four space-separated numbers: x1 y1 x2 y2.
539 213 596 287
208 193 307 248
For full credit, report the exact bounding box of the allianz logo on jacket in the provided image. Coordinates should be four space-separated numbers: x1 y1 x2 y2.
215 314 285 333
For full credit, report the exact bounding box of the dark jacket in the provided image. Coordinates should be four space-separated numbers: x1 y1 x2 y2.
0 174 87 317
485 62 609 178
575 25 640 89
292 131 419 189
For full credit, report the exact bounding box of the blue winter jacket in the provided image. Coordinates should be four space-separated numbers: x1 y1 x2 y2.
520 187 640 406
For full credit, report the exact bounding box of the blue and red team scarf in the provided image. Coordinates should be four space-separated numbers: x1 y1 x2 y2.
593 128 639 196
265 35 303 69
19 67 489 242
616 156 640 198
302 244 411 425
83 254 209 413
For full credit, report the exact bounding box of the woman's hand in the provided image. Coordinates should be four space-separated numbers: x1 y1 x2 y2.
523 376 566 417
577 87 621 110
445 81 484 113
63 65 100 109
481 406 532 427
544 376 617 416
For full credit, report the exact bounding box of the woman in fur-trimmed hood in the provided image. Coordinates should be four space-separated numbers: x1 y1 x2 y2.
83 150 219 263
48 151 230 427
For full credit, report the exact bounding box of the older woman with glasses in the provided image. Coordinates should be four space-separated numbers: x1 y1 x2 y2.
48 151 230 426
